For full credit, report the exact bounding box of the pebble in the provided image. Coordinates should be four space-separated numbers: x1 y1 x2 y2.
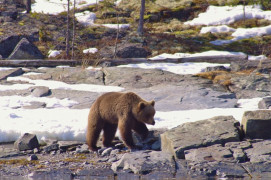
28 154 38 161
101 147 113 157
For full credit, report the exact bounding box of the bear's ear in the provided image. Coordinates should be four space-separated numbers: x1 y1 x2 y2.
150 100 155 106
138 102 146 111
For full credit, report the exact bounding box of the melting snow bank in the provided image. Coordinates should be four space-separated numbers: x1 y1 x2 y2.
187 5 271 45
149 50 246 60
32 0 103 15
148 50 267 61
119 62 230 75
0 98 261 143
75 10 130 29
5 76 124 92
210 25 271 45
185 5 271 26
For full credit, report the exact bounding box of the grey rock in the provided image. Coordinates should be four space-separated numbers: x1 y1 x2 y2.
0 67 24 80
0 36 26 58
178 88 237 109
225 141 252 150
204 65 229 72
98 147 108 155
8 38 44 60
108 156 118 163
103 67 182 88
151 140 161 150
230 60 271 73
101 147 113 157
116 44 151 58
30 86 50 97
33 148 39 154
14 133 40 151
231 148 247 162
40 138 58 146
27 66 104 85
229 73 271 99
161 116 240 159
110 149 120 156
76 168 115 179
1 9 18 20
115 171 140 180
23 101 46 109
245 140 271 163
242 110 271 139
28 169 73 180
225 141 251 162
184 144 234 163
132 129 162 150
111 150 175 175
175 159 191 179
58 141 83 150
28 154 38 161
76 144 90 154
103 67 237 111
0 146 22 158
243 162 271 179
214 162 248 179
43 143 59 153
186 161 248 179
258 97 271 109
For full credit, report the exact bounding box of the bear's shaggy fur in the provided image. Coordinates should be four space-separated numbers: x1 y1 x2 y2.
86 92 155 151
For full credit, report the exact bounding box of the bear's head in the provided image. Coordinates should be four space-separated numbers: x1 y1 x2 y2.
135 100 156 125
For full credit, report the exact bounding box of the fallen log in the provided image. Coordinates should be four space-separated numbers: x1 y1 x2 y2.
0 59 79 67
0 55 249 67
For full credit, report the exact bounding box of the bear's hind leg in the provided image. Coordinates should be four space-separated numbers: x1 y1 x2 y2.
102 122 118 147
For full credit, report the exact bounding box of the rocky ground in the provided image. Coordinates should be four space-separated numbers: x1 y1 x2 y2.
1 59 271 179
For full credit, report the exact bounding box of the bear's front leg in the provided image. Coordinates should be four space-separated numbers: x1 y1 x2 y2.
118 119 136 149
132 121 149 140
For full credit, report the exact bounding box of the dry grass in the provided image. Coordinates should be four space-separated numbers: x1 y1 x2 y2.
0 159 39 166
196 71 232 87
196 68 260 88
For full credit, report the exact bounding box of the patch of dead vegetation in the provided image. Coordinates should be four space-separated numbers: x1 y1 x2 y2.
195 69 257 88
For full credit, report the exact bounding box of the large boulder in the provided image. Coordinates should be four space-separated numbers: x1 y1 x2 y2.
14 133 40 151
228 72 271 99
258 97 271 109
30 86 50 97
161 116 240 159
241 110 271 139
111 150 175 176
245 140 271 163
102 67 238 110
8 38 44 59
0 36 22 58
184 144 234 163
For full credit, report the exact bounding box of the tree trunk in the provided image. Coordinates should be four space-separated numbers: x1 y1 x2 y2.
243 0 246 23
113 13 120 58
66 0 71 59
137 0 145 36
72 0 76 59
25 0 31 13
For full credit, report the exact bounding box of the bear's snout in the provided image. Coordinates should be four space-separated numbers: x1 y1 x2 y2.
149 120 155 125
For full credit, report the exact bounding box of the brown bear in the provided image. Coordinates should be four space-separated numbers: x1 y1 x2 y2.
86 92 155 151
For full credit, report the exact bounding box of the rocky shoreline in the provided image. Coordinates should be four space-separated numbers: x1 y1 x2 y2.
1 59 271 179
